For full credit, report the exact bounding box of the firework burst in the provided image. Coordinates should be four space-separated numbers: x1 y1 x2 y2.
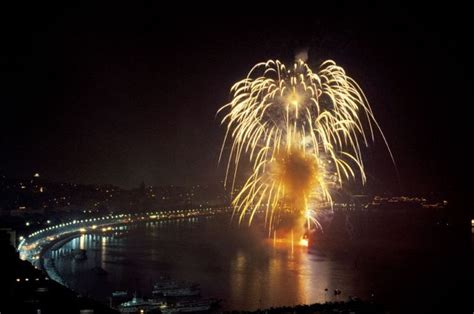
218 59 392 233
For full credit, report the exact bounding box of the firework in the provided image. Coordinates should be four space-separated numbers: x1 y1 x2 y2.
218 59 392 233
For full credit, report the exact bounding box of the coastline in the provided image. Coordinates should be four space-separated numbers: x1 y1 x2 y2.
21 207 231 291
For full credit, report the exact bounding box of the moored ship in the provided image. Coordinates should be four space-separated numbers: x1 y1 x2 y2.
161 298 220 314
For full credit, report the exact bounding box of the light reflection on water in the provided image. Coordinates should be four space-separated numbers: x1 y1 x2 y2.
52 216 361 310
50 215 468 312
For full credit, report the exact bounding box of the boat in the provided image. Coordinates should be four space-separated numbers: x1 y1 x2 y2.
118 295 163 313
161 298 219 313
112 291 128 298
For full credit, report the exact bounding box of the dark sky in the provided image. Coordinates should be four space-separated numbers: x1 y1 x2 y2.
0 4 471 197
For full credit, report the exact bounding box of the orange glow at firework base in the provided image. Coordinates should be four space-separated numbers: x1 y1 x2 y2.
299 236 309 247
270 229 309 249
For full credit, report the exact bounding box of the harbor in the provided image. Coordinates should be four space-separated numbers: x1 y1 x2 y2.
111 276 221 313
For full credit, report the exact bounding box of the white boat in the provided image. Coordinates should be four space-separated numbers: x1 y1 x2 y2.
161 299 218 313
112 291 128 298
118 296 163 313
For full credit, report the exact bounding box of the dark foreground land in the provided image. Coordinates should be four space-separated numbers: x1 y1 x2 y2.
0 231 118 314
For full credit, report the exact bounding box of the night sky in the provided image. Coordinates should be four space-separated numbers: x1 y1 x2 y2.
1 4 471 197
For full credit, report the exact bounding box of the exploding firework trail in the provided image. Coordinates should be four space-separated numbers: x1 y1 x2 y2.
218 59 393 234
